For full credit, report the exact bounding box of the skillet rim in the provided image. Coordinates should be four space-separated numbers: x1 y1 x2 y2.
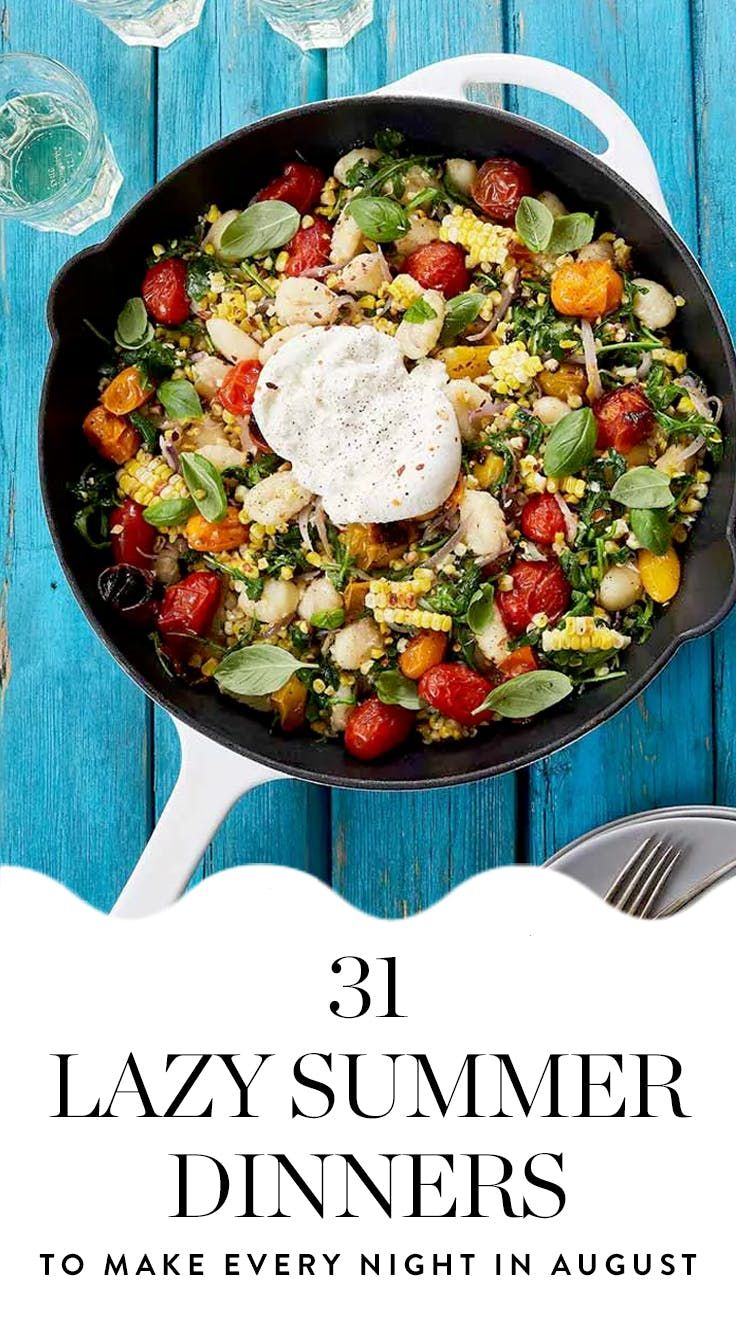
38 93 736 791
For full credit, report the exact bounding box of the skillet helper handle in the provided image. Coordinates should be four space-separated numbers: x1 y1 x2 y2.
380 53 671 223
111 719 285 919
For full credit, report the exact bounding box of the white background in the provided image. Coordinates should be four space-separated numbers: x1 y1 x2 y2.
0 863 732 1320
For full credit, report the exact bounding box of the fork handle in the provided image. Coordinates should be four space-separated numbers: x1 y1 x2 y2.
656 855 736 918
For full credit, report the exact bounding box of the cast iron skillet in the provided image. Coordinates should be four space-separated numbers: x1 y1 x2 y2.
40 89 736 793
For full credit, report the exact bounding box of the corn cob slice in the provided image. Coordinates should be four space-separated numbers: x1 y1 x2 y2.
117 447 188 507
439 207 510 268
542 617 631 654
366 575 450 633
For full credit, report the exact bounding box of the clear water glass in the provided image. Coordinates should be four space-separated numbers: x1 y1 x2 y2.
0 53 122 235
71 0 206 47
254 0 374 50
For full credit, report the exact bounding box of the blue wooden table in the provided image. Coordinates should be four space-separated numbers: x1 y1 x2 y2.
1 0 734 913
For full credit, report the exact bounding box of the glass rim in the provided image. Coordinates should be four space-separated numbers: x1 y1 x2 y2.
0 51 103 220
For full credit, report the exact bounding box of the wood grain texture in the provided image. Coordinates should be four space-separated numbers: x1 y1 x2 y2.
153 0 330 884
326 0 519 914
508 0 715 860
0 0 155 910
0 0 732 910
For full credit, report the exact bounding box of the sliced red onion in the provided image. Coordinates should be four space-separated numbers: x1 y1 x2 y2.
675 373 723 424
298 504 315 553
580 318 603 400
239 418 259 455
300 263 344 279
160 436 180 472
553 492 579 542
313 499 333 558
469 399 507 426
675 435 707 464
426 519 467 567
472 270 519 338
636 350 653 381
707 396 724 425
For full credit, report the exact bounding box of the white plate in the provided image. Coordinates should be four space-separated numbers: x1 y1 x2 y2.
544 807 736 909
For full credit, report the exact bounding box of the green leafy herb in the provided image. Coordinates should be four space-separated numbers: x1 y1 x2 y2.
375 670 421 710
423 557 481 618
442 291 486 343
473 668 573 718
630 507 672 554
70 463 119 549
404 296 438 324
157 378 203 421
546 212 595 256
129 409 159 453
406 186 442 214
214 643 317 697
543 407 597 478
311 607 345 631
115 297 151 349
123 340 179 380
186 253 220 302
144 496 195 528
180 452 227 523
348 195 410 243
466 583 495 633
219 201 301 261
611 466 672 510
515 197 554 253
375 127 404 155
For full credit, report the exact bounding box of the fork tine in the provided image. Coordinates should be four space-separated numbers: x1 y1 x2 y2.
633 845 682 918
603 835 653 905
613 837 666 912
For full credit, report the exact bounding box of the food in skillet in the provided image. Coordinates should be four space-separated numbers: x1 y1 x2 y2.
73 131 724 760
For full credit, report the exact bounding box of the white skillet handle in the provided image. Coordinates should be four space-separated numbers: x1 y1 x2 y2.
380 54 671 222
111 719 285 919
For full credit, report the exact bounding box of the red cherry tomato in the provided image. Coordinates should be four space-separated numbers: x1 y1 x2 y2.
344 697 415 761
497 560 571 636
256 162 325 215
404 240 470 298
472 158 533 224
158 571 221 642
592 384 656 455
216 360 262 417
498 645 539 678
417 663 496 727
285 216 333 275
110 498 158 570
520 492 567 546
141 257 190 326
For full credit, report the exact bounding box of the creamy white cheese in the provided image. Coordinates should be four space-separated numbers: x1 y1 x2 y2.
252 325 461 525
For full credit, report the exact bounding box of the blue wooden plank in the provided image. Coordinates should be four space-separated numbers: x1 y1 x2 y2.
692 0 736 805
326 0 520 915
507 0 715 861
0 0 155 908
153 0 331 884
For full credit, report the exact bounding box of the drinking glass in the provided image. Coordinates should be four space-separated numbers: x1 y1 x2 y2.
254 0 374 50
71 0 206 47
0 54 122 234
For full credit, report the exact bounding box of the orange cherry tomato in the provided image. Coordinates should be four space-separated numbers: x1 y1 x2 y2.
185 507 246 552
537 363 588 401
101 366 154 417
83 406 139 465
550 260 623 319
498 645 539 678
399 630 448 680
345 698 415 761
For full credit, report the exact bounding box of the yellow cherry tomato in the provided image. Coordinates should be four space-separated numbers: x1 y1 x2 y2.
638 546 681 603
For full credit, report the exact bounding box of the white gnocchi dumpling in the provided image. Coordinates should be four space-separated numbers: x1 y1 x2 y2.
329 210 366 265
459 489 511 560
240 470 313 527
330 618 382 671
338 250 391 295
395 288 445 360
631 277 677 330
274 277 340 327
207 317 261 363
297 576 343 623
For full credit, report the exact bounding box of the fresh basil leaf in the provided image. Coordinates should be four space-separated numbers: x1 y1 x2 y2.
546 212 596 256
129 409 159 453
442 291 485 343
631 507 672 554
310 607 345 631
466 583 495 633
348 195 410 243
180 452 227 523
115 297 151 349
474 668 573 718
214 643 317 697
157 379 203 421
404 296 438 325
543 407 597 478
144 496 195 528
219 201 301 261
374 670 421 710
515 197 554 253
610 466 672 510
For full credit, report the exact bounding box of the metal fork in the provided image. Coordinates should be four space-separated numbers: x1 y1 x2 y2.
603 835 684 918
